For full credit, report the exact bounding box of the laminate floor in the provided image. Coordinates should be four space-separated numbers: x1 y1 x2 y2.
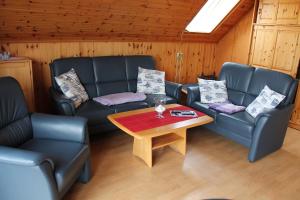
65 127 300 200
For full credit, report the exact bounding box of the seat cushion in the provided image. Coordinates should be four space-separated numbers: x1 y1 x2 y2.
112 101 149 113
145 94 177 106
190 101 218 119
20 139 89 192
217 111 255 139
75 100 115 125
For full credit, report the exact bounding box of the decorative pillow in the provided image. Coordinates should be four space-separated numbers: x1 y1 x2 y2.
137 67 166 94
55 68 89 108
246 85 286 118
93 92 146 106
208 101 246 114
198 78 228 104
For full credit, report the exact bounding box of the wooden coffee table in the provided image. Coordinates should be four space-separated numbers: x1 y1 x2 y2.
107 104 213 167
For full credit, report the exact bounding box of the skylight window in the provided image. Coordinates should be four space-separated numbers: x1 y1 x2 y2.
186 0 240 33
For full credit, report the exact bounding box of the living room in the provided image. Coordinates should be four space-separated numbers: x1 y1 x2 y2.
0 0 300 199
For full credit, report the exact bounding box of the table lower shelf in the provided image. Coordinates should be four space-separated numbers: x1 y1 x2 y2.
152 133 183 150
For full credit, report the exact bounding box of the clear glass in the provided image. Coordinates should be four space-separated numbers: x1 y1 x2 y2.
154 96 166 119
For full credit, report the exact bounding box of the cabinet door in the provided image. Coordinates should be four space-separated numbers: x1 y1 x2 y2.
272 30 299 76
257 0 278 24
276 0 300 25
251 28 277 68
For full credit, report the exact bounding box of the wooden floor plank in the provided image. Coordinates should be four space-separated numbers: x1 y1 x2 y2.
65 127 300 200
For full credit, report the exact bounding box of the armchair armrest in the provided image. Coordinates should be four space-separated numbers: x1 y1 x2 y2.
0 146 54 169
0 146 58 200
31 113 89 144
165 81 182 100
249 104 294 162
50 87 75 115
186 85 200 106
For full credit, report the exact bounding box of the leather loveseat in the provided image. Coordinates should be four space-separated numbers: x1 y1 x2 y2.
187 62 298 162
50 55 182 134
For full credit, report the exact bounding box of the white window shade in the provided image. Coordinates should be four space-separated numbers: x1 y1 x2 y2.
186 0 240 33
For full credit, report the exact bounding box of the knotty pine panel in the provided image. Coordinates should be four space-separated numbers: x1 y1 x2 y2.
0 41 216 112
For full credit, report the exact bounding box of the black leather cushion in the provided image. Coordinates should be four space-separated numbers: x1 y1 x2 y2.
246 68 295 106
126 56 156 92
227 89 245 106
75 101 115 125
50 57 97 97
20 139 89 192
0 77 32 147
217 112 255 139
112 102 148 113
125 55 156 80
145 94 177 107
219 62 254 92
93 56 129 96
190 101 218 119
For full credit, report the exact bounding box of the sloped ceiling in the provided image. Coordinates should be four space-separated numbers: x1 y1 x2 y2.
0 0 254 42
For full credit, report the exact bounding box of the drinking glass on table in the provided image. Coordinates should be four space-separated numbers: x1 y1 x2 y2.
154 96 166 119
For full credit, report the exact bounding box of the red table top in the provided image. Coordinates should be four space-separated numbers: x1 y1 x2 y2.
114 105 205 133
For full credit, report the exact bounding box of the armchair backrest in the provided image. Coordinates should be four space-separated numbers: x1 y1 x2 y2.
50 55 156 98
0 77 32 147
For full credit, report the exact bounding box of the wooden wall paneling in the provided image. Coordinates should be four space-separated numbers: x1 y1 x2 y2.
0 41 216 111
60 42 80 57
0 0 254 42
79 42 94 57
215 8 254 75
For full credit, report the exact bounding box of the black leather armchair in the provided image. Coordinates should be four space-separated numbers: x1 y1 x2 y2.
0 77 92 200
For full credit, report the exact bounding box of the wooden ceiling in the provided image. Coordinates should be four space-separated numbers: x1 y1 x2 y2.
0 0 254 42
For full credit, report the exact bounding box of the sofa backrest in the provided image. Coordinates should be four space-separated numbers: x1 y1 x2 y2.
244 67 298 106
219 62 298 107
50 55 156 98
219 62 254 105
0 77 32 147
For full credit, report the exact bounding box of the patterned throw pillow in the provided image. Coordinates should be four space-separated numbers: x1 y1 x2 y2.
246 85 285 118
137 67 166 94
55 68 89 108
198 78 228 104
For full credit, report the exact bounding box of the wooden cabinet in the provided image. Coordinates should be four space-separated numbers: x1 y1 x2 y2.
272 29 300 76
251 0 300 130
251 27 277 67
277 0 300 24
257 0 278 24
0 58 35 111
257 0 300 25
250 25 300 76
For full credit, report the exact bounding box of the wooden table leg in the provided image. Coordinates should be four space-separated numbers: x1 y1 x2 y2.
133 137 153 167
170 129 187 155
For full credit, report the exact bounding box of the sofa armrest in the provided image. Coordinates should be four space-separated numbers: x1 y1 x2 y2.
49 87 75 115
31 113 89 144
0 146 54 169
186 85 200 106
249 104 294 162
165 81 182 101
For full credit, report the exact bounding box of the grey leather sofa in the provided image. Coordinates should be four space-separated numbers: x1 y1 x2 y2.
50 55 182 134
0 77 92 200
187 62 298 162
